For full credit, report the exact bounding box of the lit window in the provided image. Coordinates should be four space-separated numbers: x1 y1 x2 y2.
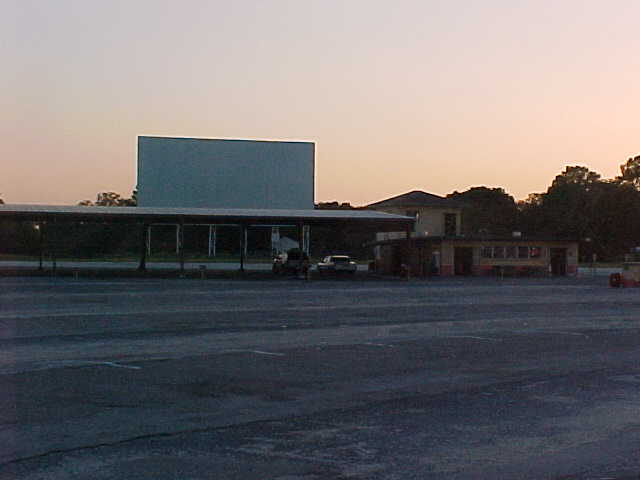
530 247 542 258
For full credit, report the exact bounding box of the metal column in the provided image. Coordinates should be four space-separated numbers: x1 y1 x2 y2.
297 222 305 272
303 225 310 254
138 223 148 272
208 225 216 257
405 225 413 279
51 218 57 275
37 223 44 271
175 224 180 254
178 221 185 274
239 224 247 272
271 226 280 255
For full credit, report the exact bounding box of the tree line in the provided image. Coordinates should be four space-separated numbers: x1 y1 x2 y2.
1 155 639 261
447 156 640 261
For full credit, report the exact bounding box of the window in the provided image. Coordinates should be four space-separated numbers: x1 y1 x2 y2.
518 246 529 259
530 247 542 258
481 246 493 258
493 246 505 259
444 213 457 236
505 246 516 259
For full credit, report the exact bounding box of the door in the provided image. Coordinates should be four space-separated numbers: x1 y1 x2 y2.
550 248 567 276
454 247 473 275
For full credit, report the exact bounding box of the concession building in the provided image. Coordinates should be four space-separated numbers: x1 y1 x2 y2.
368 190 578 277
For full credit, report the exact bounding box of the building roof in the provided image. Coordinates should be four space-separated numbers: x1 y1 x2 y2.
0 204 414 230
366 190 461 209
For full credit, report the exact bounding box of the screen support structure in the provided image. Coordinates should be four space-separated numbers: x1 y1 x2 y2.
138 222 148 272
239 224 248 272
178 220 185 275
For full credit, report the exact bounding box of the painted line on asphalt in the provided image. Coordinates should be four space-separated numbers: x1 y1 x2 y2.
542 330 590 338
446 335 500 342
47 360 142 370
99 361 143 369
223 349 285 357
249 350 286 357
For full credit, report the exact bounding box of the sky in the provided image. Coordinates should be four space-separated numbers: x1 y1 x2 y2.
2 0 639 206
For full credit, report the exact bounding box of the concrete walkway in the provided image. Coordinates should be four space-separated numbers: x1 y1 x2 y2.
0 260 271 271
0 260 371 272
0 261 618 276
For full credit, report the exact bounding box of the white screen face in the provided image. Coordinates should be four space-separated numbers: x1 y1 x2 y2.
137 137 314 209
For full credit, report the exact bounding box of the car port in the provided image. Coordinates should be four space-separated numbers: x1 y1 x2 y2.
0 204 414 278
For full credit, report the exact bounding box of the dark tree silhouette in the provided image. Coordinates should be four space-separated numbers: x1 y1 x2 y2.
78 189 137 207
519 163 640 261
616 155 640 188
447 187 519 236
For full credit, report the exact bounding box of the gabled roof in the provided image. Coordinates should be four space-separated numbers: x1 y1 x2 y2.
367 190 461 209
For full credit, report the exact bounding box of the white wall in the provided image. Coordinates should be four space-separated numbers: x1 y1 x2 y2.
137 137 315 209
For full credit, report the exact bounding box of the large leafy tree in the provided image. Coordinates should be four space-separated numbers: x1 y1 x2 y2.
447 187 519 236
538 166 601 239
616 155 640 188
520 166 602 243
520 164 640 261
586 181 640 259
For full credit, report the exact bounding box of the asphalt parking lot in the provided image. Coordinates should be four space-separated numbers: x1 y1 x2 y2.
1 275 640 479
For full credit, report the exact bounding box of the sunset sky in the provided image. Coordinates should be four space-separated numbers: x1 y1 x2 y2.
2 0 638 206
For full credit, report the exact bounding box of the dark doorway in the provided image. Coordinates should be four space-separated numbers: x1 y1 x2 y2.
391 245 404 275
550 248 567 275
454 247 473 275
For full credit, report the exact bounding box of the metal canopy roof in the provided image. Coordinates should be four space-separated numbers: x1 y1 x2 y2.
0 204 414 230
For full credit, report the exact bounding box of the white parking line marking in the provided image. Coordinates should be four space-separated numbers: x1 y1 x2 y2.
544 330 590 337
52 360 142 370
249 350 285 356
99 361 142 369
447 335 499 342
224 349 285 357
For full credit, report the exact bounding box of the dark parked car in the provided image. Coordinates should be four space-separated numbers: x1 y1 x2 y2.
273 249 303 275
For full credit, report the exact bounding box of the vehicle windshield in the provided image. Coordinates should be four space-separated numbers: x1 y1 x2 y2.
332 256 350 263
